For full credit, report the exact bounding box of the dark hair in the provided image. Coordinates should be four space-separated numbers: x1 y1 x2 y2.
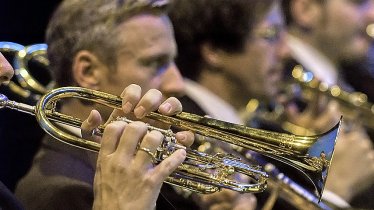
46 0 170 87
281 0 292 26
281 0 325 26
169 0 275 80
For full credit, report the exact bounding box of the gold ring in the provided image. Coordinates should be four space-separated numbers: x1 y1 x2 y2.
138 147 157 164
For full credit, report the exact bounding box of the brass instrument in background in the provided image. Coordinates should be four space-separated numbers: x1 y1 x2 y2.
367 23 374 39
13 43 52 95
0 86 341 198
0 42 51 103
291 65 374 131
0 42 35 101
244 65 374 135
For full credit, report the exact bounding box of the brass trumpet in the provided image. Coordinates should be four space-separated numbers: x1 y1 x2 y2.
13 43 52 95
0 87 342 198
291 65 374 131
0 42 36 101
0 42 51 102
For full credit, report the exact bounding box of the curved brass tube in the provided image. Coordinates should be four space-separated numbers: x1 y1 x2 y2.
0 42 50 103
13 43 52 94
292 65 374 131
0 87 342 198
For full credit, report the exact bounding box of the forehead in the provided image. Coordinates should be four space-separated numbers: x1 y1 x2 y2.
263 2 284 26
116 14 176 57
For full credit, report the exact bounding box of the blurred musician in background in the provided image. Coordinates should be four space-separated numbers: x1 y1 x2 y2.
169 0 301 209
281 0 374 208
170 0 374 209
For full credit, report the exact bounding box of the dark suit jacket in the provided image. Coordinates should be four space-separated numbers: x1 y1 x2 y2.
15 131 199 210
15 135 94 210
0 181 24 210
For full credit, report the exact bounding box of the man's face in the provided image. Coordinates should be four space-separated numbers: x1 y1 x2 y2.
220 3 287 101
99 14 185 99
315 0 374 61
0 52 14 85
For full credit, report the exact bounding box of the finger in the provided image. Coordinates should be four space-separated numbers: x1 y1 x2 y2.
104 109 126 126
285 102 299 120
81 109 102 142
315 101 340 130
134 130 164 170
201 190 236 206
158 97 182 115
134 89 163 119
120 84 142 114
100 121 127 157
233 194 257 210
209 203 231 210
151 149 186 182
114 121 148 160
175 131 194 147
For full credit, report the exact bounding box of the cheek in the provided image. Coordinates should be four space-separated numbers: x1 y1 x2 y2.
326 4 359 37
106 67 150 95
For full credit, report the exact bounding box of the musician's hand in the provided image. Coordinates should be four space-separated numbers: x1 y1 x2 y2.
81 84 193 147
196 189 257 210
325 128 374 201
285 100 341 134
92 121 187 210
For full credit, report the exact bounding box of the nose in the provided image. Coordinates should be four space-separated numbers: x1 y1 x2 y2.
159 62 185 98
365 0 374 22
0 52 14 85
275 30 291 61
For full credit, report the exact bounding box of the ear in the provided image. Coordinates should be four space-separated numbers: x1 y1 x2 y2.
290 0 322 29
72 50 103 90
201 43 224 68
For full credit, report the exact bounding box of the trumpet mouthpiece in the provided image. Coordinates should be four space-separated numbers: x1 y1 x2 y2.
0 94 9 109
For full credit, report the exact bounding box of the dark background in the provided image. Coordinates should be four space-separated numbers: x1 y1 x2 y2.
0 0 62 191
0 1 61 44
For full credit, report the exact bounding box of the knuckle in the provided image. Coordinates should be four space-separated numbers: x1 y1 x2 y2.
146 130 163 143
127 121 147 131
104 121 125 133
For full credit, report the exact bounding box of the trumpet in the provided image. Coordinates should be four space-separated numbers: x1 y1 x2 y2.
291 65 374 131
0 87 341 198
0 42 36 101
0 42 51 103
13 43 52 95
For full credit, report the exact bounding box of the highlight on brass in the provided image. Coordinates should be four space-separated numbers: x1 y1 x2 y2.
367 23 374 39
0 86 342 199
0 41 52 103
291 65 374 131
13 43 53 94
0 42 35 100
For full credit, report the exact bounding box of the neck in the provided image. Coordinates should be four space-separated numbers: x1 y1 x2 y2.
197 68 248 111
288 26 339 66
60 99 94 123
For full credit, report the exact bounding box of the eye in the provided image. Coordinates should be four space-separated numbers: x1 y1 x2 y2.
142 58 170 76
256 26 282 43
351 0 370 6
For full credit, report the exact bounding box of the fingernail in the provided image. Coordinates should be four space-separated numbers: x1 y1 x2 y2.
134 106 146 118
176 132 186 141
87 111 94 124
178 149 186 157
120 89 127 98
122 101 133 114
160 102 172 113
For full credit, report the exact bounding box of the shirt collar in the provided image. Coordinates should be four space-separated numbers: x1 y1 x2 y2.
184 79 242 124
286 34 338 86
